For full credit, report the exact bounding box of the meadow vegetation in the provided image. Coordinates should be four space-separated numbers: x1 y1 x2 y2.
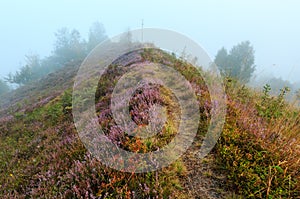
0 48 299 198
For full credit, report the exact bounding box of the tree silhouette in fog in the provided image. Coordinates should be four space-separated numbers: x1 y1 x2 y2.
215 41 256 83
6 21 107 86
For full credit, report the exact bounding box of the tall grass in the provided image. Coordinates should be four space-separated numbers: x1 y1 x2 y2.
216 79 300 198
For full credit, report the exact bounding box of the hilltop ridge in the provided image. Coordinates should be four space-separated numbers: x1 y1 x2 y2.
0 48 299 198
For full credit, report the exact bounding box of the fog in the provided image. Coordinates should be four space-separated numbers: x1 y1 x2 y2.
0 0 299 85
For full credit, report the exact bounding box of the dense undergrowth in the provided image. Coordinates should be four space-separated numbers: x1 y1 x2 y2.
0 48 299 198
219 80 300 198
0 90 188 198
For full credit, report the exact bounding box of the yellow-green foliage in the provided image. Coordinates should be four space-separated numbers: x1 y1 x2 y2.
216 80 300 198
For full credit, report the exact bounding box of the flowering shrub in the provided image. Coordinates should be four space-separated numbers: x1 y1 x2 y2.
1 48 209 198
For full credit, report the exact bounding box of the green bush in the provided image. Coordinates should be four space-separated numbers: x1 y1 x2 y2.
256 84 290 120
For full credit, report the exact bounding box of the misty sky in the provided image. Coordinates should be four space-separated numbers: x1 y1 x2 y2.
0 0 299 83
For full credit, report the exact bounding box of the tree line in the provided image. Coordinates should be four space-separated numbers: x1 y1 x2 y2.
1 28 300 101
3 21 107 87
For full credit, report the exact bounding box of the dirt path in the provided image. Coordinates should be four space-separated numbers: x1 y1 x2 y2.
181 145 229 199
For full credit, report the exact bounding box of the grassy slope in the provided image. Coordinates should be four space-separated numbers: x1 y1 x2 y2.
0 48 299 198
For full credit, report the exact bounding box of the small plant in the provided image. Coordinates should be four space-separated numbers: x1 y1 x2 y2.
256 84 290 120
61 90 73 114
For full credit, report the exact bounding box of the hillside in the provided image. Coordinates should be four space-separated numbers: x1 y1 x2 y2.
0 47 299 198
